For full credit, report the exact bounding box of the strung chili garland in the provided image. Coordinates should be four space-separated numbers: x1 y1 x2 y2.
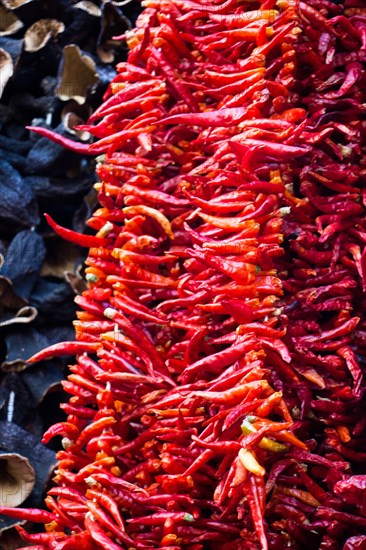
2 0 366 548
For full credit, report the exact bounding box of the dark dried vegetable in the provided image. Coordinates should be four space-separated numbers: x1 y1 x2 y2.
0 230 45 301
0 162 39 229
0 0 141 544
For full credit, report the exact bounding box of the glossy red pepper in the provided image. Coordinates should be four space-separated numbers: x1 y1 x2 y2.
27 341 101 363
26 126 94 154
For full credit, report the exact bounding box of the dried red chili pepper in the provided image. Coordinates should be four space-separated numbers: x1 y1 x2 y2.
8 0 366 548
26 126 94 155
27 341 101 362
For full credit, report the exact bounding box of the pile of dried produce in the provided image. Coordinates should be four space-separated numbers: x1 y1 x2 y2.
1 0 366 548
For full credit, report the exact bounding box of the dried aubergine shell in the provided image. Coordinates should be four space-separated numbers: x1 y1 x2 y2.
25 173 93 200
0 229 45 301
30 277 77 322
0 163 39 229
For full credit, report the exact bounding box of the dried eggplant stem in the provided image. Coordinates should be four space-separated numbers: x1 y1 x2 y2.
55 45 99 105
0 49 13 98
0 5 23 36
1 0 33 8
24 19 64 53
0 453 35 508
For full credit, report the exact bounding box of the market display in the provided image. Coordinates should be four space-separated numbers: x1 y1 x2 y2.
1 0 366 548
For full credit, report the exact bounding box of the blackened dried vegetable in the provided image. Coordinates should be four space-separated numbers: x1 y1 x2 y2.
0 1 141 546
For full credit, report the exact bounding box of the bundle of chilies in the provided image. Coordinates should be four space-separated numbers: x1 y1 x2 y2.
2 0 366 548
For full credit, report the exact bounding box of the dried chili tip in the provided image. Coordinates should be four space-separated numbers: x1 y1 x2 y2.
26 126 95 155
238 449 266 477
44 213 111 247
42 422 80 445
16 525 65 545
27 341 101 363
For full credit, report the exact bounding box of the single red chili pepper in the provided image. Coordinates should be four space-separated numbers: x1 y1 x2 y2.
84 512 126 550
74 320 116 336
210 10 279 27
242 475 268 550
295 465 328 502
149 46 198 111
221 80 266 109
112 248 177 266
188 250 257 284
180 449 214 477
261 337 292 363
120 183 190 209
254 391 284 417
159 106 251 128
76 355 105 379
296 317 360 344
44 495 84 531
222 398 266 433
87 471 149 497
97 347 143 375
128 512 195 526
93 130 153 155
16 526 66 545
86 501 136 547
45 214 110 247
91 78 160 117
231 138 310 163
109 294 169 325
26 126 94 154
0 506 56 523
48 487 87 504
60 403 96 419
42 421 80 444
73 416 115 450
90 89 166 122
316 507 366 528
97 371 163 387
180 337 260 382
27 341 101 363
120 264 178 288
253 21 296 56
192 380 269 406
337 346 363 396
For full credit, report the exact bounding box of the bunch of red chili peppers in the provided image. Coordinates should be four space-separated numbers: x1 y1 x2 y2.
2 0 366 548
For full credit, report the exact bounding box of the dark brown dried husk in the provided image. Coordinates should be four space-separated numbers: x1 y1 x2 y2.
0 0 141 543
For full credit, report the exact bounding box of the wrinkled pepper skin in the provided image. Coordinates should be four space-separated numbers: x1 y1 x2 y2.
2 0 366 549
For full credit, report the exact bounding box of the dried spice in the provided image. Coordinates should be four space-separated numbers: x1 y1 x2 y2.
1 0 363 548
